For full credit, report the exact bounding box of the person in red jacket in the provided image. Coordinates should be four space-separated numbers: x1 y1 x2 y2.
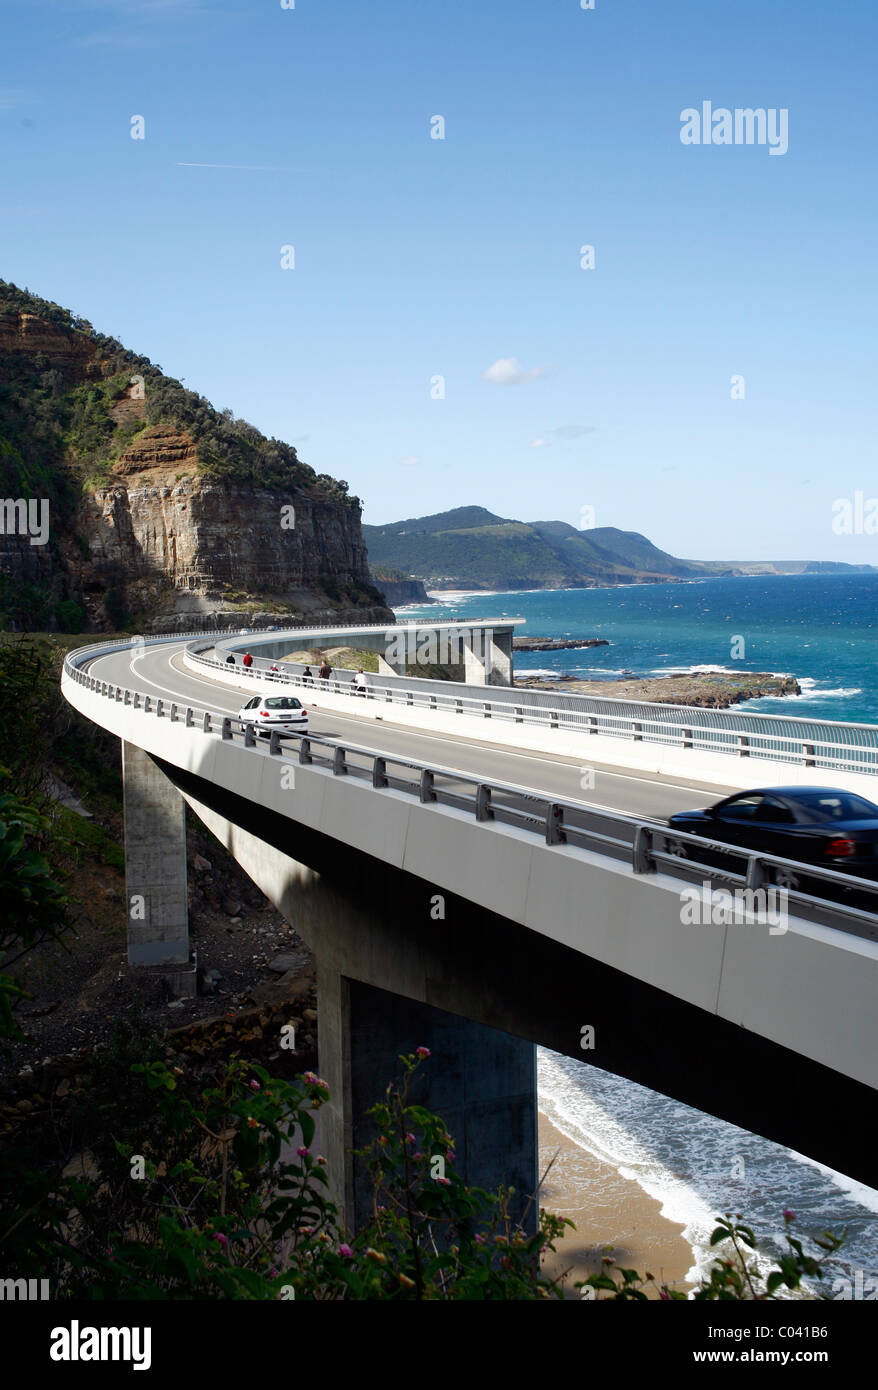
242 652 253 668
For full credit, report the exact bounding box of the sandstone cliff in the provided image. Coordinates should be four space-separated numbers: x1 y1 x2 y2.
0 282 392 632
369 568 433 607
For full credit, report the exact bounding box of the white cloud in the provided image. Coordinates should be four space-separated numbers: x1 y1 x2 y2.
530 424 596 446
549 424 595 439
176 162 300 172
482 356 549 386
399 455 419 466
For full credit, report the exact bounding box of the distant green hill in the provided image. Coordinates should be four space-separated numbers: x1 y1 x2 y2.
363 507 716 590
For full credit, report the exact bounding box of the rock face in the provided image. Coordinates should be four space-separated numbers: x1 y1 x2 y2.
0 286 392 632
370 572 433 606
0 308 96 375
76 473 382 630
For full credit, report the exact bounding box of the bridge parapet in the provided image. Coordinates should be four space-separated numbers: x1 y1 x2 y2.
184 637 878 788
62 642 878 947
60 640 878 1186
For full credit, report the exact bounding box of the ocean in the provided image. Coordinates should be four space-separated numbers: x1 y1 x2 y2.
397 571 878 725
396 573 878 1292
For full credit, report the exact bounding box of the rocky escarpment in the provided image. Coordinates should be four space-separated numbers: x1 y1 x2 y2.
76 461 386 632
0 282 392 632
369 568 433 606
0 307 97 376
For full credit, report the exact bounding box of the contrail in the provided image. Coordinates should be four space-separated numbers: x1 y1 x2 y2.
175 162 300 172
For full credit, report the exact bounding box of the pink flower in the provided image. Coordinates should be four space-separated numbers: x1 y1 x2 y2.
303 1071 318 1085
412 1152 423 1161
783 1209 796 1221
214 1232 228 1250
416 1046 431 1058
445 1149 455 1164
297 1146 310 1158
338 1243 353 1258
316 1155 327 1166
405 1132 416 1144
475 1234 486 1246
249 1080 260 1091
436 1176 451 1186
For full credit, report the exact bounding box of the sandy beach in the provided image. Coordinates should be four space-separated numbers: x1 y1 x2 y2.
537 1111 696 1299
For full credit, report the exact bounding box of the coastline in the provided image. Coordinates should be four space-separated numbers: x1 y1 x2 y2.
538 1111 695 1299
514 670 801 709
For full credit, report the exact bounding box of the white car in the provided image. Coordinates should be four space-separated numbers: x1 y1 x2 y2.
238 693 309 736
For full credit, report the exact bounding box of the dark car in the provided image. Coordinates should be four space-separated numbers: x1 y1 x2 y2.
667 786 878 888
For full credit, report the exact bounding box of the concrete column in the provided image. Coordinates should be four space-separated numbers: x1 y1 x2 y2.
122 740 190 973
377 653 405 677
487 629 513 686
318 971 537 1236
379 628 408 677
462 632 487 685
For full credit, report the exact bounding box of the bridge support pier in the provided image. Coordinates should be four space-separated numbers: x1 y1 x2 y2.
318 970 538 1237
377 652 405 677
487 628 513 685
461 629 514 686
121 740 195 995
463 633 488 685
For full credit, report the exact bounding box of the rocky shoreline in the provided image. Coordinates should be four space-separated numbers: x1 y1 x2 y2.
513 637 610 652
514 669 801 709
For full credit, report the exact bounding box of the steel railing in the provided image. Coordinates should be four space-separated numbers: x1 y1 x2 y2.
184 644 878 778
62 645 878 945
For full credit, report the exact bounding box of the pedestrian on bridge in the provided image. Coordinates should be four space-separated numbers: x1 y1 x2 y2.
302 666 313 684
318 660 331 682
354 668 368 696
243 652 253 669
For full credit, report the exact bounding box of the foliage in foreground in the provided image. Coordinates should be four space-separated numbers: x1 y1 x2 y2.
0 1037 847 1301
2 1048 568 1300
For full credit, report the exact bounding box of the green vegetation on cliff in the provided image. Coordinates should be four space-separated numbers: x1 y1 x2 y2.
0 281 384 633
0 279 358 505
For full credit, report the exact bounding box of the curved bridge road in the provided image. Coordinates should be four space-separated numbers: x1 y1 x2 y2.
84 639 732 824
69 635 878 1193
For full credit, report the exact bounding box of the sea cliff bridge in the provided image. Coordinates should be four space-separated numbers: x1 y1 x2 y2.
62 621 878 1223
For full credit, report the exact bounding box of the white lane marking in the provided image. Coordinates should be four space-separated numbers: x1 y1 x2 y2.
159 644 722 800
261 698 719 800
96 644 717 806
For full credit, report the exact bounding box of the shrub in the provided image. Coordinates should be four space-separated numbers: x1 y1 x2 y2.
54 599 84 633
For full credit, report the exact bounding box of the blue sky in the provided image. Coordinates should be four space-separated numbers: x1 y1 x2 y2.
2 0 877 560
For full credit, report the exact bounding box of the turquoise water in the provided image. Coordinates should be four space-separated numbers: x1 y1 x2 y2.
397 572 878 726
398 573 878 1287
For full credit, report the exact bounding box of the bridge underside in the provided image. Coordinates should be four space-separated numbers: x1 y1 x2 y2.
154 755 877 1193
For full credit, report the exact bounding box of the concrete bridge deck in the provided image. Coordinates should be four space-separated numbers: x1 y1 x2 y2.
61 632 878 1210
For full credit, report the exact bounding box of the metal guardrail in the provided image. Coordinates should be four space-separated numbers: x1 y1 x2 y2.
185 644 878 778
62 645 878 945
